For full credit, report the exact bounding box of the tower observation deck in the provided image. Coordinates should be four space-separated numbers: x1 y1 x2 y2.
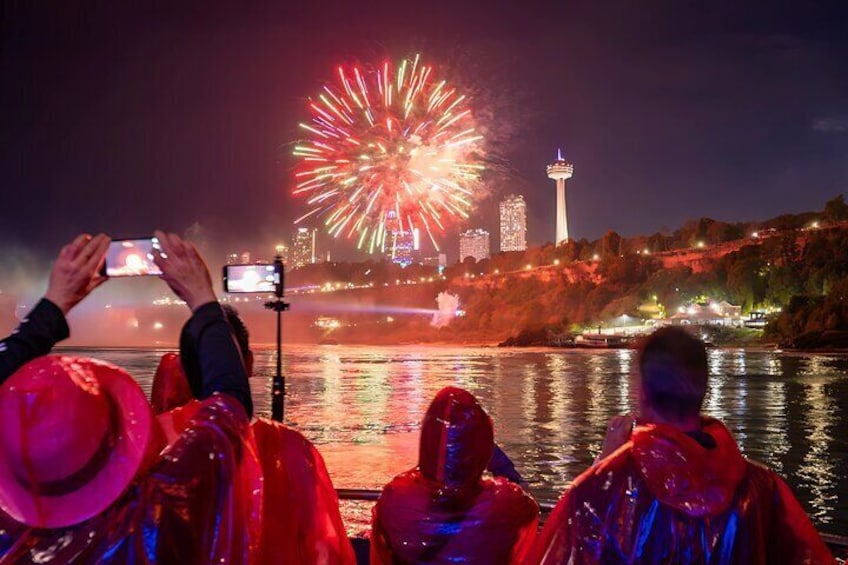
546 149 574 246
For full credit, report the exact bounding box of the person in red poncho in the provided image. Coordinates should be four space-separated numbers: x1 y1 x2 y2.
152 306 356 565
371 386 539 564
528 326 836 565
0 231 262 563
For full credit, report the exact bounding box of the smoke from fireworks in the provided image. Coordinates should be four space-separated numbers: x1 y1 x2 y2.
292 55 485 254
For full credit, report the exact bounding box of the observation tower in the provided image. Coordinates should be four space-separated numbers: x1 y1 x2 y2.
546 149 574 245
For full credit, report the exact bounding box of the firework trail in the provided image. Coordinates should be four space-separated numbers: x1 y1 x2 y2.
292 55 485 254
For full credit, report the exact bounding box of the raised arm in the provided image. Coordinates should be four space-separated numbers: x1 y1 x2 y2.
154 231 253 417
0 233 108 382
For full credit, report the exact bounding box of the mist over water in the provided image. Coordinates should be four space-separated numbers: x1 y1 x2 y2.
59 344 848 536
431 291 459 328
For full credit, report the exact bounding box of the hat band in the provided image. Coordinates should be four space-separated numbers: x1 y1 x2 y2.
16 397 119 498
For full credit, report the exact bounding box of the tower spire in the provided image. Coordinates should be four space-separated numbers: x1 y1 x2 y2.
546 150 575 245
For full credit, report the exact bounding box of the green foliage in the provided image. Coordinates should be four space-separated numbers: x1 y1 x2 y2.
823 194 848 223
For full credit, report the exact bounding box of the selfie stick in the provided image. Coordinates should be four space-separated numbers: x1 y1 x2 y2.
264 255 289 422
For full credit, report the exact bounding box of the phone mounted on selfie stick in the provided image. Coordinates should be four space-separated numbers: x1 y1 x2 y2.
263 255 289 422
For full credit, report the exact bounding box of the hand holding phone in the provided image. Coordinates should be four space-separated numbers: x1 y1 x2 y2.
153 230 216 311
45 233 110 314
103 238 163 277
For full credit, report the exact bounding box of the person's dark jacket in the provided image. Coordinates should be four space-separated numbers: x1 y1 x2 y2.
179 303 253 418
0 299 68 384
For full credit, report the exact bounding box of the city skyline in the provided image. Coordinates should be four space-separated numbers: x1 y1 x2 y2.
1 2 846 265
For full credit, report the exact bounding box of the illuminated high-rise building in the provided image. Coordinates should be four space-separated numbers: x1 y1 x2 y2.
546 149 575 245
383 211 418 267
274 243 289 265
459 229 490 262
499 194 527 252
291 227 316 269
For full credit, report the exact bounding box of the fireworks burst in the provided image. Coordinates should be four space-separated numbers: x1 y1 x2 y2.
292 54 485 253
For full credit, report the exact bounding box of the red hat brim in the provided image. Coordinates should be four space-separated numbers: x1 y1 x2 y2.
0 356 154 528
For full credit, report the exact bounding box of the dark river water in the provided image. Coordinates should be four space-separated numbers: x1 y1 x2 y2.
61 345 848 537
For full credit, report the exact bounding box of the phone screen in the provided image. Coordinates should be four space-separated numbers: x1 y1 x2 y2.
104 238 162 277
223 264 278 293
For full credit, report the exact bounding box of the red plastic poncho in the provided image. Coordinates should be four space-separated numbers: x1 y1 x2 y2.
150 352 193 415
0 393 263 564
371 387 539 564
155 378 355 564
252 418 356 565
529 418 837 564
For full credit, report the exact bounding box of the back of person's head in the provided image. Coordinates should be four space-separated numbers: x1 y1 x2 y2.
638 326 709 424
180 305 252 399
418 387 494 506
0 355 157 529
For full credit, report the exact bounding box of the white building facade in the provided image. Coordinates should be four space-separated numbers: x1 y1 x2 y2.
459 229 490 262
499 194 528 252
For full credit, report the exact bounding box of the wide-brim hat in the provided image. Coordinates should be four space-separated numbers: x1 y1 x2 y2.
0 355 154 528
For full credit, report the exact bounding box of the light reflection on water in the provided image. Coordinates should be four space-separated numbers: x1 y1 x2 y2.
61 345 848 535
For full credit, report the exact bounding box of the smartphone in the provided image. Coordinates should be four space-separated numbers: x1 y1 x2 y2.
223 264 280 293
103 237 163 277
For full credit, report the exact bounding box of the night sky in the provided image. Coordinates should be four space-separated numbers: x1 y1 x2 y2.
2 1 847 264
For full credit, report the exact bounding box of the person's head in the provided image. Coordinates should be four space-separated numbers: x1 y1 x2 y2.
418 387 494 501
179 305 253 399
638 326 709 427
0 356 158 528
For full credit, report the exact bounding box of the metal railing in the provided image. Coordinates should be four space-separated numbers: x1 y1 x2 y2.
336 488 848 555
